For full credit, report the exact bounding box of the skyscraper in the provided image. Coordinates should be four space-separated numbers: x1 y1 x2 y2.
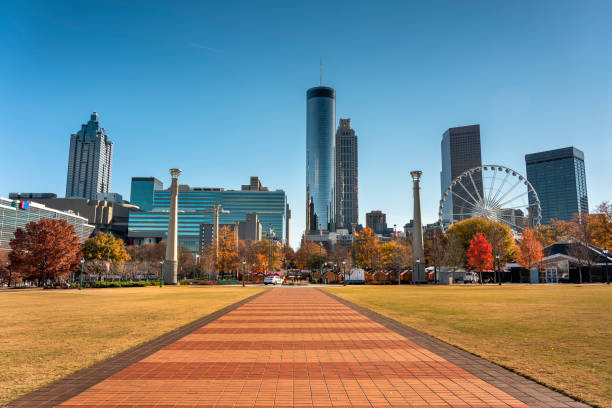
335 118 358 231
440 124 483 222
366 210 387 235
306 86 336 233
525 146 588 224
65 112 114 200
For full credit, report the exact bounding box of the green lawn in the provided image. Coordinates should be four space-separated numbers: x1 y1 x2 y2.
324 284 611 407
0 286 264 405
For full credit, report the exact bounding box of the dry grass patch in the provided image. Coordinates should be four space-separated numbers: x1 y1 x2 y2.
325 284 611 407
0 286 263 404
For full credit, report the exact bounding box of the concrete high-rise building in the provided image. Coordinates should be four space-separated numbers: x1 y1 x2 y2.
525 147 588 224
66 112 114 200
440 124 483 222
306 85 336 233
335 118 358 232
366 210 387 235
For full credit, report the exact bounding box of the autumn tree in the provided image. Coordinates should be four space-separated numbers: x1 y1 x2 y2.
329 245 353 272
352 228 379 270
216 226 240 273
446 234 465 273
516 228 544 271
9 219 82 286
295 239 327 270
590 202 612 249
424 233 444 282
379 241 410 271
0 250 16 287
466 233 493 284
446 218 515 266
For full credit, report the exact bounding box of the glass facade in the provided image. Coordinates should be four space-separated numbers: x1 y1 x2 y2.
440 125 483 222
335 118 358 231
0 197 94 248
130 177 163 211
525 147 588 224
128 181 287 252
306 86 336 232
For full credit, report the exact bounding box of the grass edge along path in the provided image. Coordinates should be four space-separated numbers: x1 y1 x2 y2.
324 285 611 408
0 286 265 405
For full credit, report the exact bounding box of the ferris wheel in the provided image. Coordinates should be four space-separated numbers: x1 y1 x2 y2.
438 165 541 234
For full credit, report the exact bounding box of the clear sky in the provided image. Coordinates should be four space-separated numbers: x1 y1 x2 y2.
1 1 610 248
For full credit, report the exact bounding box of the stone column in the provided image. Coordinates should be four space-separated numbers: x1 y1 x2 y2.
163 168 181 284
410 171 425 283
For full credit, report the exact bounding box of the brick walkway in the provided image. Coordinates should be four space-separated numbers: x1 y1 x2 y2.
8 288 587 408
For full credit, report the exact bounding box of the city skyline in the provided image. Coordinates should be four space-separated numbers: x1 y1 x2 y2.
2 1 611 248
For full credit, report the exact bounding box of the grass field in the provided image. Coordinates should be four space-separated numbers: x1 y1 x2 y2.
325 284 611 407
0 286 263 405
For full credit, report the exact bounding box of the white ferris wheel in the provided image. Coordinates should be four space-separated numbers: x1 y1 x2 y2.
438 165 542 234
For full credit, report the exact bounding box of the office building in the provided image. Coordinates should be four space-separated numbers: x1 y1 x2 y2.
66 112 114 200
0 197 94 249
306 85 336 233
366 210 388 235
440 124 482 222
128 177 288 252
335 118 358 232
525 147 588 224
9 194 137 241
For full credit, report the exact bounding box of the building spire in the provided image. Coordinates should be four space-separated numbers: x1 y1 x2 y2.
320 56 322 86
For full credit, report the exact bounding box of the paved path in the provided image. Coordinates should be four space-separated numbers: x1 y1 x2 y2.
9 288 587 408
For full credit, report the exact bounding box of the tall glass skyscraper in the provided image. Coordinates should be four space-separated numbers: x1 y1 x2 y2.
440 124 483 222
306 86 336 233
525 147 588 224
335 118 358 231
66 112 114 200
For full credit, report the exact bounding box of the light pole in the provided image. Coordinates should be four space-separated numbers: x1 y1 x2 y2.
159 260 163 288
242 260 246 287
604 247 609 285
416 259 420 284
252 263 255 283
343 261 346 286
496 254 501 285
80 258 85 290
319 243 323 283
107 231 111 281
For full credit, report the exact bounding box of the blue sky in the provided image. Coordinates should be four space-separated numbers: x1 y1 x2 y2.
1 1 610 247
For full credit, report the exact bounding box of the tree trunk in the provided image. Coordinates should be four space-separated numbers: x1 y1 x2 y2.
578 265 583 283
479 271 483 284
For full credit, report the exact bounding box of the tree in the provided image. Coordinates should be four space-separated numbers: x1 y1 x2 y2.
216 226 240 273
295 239 326 270
9 218 82 286
83 232 130 262
533 222 566 247
563 213 598 283
352 227 379 270
466 233 493 284
446 218 515 265
424 233 444 282
590 202 612 249
516 228 544 271
0 250 17 287
446 234 465 273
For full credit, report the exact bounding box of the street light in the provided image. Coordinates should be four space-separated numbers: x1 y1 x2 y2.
604 247 609 285
252 263 255 283
159 260 164 288
496 254 501 285
79 258 85 290
242 260 246 287
416 258 420 283
342 261 346 286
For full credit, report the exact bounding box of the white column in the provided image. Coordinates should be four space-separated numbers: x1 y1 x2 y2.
163 168 181 284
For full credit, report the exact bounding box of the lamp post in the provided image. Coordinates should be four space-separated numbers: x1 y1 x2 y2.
159 260 163 288
252 263 255 283
319 242 323 283
496 254 501 286
343 261 347 286
242 260 246 287
416 259 420 284
79 258 85 290
604 247 609 285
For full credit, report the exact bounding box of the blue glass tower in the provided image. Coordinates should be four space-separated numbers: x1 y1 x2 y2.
306 86 336 233
525 147 588 224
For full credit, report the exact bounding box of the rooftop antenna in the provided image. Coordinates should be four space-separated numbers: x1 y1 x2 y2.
319 56 322 86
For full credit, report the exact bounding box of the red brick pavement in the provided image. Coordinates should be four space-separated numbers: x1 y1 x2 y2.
53 288 536 408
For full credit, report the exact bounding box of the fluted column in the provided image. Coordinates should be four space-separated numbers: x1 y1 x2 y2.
411 171 425 283
163 168 181 284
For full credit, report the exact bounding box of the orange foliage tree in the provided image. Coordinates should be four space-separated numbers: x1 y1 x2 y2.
9 218 82 286
295 239 326 270
216 226 239 273
466 232 493 284
515 228 544 271
352 227 379 270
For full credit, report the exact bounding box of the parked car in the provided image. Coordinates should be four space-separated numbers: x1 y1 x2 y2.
263 275 283 285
